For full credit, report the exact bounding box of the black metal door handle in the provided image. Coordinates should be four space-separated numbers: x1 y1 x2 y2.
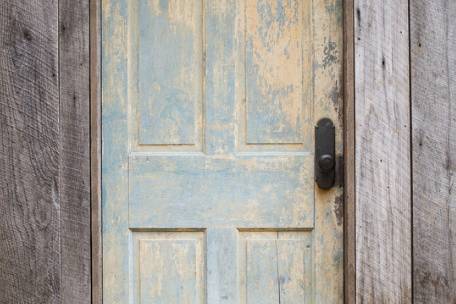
315 118 336 189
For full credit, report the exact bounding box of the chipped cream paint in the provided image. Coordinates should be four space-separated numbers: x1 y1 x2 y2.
239 231 314 303
102 0 343 303
234 0 313 153
131 231 205 303
135 0 203 147
245 0 304 144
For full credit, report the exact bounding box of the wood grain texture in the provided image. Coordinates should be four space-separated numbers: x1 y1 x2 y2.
244 237 311 303
354 0 412 303
312 0 345 302
90 0 102 303
411 1 456 303
131 231 206 304
59 0 91 303
136 0 203 147
343 0 356 303
0 1 60 303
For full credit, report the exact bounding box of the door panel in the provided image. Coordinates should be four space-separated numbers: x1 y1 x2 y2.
131 231 206 304
102 0 343 303
129 155 314 228
244 0 308 145
240 231 313 304
137 0 203 146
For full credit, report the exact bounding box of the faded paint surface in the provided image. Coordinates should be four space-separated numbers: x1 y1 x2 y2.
129 155 313 228
245 0 304 144
137 0 203 145
240 231 313 303
131 231 205 304
102 0 343 303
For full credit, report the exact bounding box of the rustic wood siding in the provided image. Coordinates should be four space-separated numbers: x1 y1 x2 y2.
59 0 91 303
0 1 60 302
0 0 90 303
351 0 456 303
411 0 456 303
354 0 412 302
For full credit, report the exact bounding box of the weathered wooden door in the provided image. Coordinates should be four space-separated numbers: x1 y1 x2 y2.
102 0 343 303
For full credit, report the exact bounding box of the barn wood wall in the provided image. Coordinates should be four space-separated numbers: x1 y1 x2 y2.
410 0 456 303
354 0 412 302
0 0 90 303
352 0 456 303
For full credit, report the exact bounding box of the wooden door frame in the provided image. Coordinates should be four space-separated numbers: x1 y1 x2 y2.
89 1 356 303
90 0 102 303
343 0 355 303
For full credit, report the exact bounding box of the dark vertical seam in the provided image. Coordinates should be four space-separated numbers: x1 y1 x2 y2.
99 0 103 299
408 0 414 302
99 0 104 300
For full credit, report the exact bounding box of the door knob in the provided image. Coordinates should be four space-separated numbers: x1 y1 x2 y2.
318 154 335 172
315 118 336 189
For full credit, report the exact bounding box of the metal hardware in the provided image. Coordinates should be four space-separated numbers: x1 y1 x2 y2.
315 118 336 189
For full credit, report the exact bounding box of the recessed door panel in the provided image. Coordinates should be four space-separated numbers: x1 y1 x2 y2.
244 0 307 145
131 231 205 304
137 0 203 147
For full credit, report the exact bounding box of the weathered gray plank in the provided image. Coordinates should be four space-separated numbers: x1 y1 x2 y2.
411 1 456 303
344 0 356 303
354 1 412 302
90 0 102 303
59 0 91 303
0 1 61 303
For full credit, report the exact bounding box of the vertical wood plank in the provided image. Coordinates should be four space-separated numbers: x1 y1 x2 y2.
139 240 199 303
101 0 130 302
0 1 61 303
90 0 103 303
312 0 344 302
206 229 238 304
343 0 356 302
354 0 412 302
246 240 281 304
59 0 91 303
411 1 456 303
